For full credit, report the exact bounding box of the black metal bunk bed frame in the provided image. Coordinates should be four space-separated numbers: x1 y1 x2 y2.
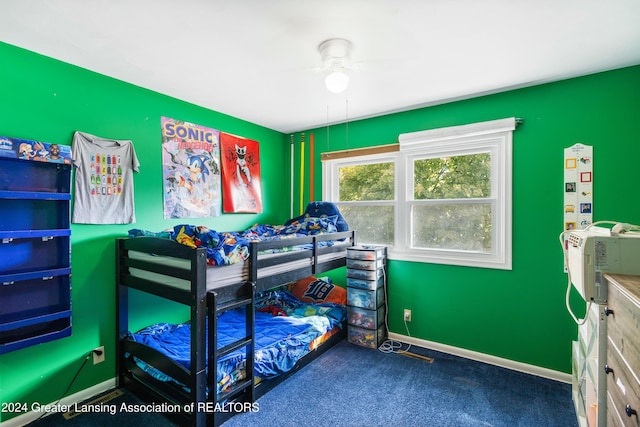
116 230 355 426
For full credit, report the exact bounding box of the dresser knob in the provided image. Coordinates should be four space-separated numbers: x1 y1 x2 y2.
626 404 637 417
604 364 614 375
604 307 614 316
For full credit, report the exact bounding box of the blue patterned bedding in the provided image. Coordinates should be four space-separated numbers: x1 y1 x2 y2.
128 216 340 266
128 290 346 395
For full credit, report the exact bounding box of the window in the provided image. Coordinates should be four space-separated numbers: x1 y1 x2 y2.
326 157 396 246
322 118 515 270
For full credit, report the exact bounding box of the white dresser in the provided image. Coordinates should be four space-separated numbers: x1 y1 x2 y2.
604 274 640 427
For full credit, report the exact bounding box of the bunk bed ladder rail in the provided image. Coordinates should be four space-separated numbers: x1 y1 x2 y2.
207 281 256 426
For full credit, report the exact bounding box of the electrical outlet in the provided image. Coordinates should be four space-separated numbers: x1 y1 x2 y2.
403 309 412 322
92 346 105 365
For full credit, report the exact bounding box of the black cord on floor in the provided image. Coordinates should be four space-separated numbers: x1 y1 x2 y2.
32 351 92 424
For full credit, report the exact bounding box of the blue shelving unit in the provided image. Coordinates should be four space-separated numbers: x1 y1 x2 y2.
0 137 72 354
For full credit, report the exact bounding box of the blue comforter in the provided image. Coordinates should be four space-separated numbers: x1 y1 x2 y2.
129 290 346 394
128 215 340 266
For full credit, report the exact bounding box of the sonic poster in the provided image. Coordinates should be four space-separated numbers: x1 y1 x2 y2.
161 117 222 219
220 133 263 213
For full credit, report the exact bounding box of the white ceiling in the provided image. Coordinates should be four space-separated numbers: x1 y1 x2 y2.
2 0 640 134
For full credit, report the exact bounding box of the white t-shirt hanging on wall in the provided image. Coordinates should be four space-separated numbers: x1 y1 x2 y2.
72 131 140 224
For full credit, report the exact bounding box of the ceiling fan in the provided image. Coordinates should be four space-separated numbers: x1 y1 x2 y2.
317 38 354 94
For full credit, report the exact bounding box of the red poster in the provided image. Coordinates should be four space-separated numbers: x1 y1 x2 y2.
220 133 262 213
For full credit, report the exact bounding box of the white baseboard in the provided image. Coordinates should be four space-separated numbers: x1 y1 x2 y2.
3 378 116 427
388 332 572 384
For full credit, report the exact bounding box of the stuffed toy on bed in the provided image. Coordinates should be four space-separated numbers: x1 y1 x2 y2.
285 201 349 232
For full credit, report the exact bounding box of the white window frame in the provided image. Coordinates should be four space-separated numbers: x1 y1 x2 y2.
323 117 515 270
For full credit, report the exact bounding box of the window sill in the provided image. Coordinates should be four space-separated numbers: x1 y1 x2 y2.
387 248 512 270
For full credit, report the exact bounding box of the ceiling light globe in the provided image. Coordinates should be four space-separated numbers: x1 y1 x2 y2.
325 71 349 93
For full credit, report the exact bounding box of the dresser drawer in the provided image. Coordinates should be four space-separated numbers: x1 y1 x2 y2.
607 279 640 376
607 336 640 427
609 390 626 427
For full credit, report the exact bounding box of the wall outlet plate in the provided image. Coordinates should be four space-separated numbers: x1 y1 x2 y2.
93 346 105 364
404 309 412 322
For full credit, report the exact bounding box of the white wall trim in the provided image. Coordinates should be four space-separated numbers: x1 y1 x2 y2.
3 378 116 427
388 332 571 384
398 117 517 150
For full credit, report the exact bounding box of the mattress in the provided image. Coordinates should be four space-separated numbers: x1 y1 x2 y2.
128 250 249 290
127 243 349 292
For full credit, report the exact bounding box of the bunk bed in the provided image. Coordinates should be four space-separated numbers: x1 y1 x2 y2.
116 219 355 426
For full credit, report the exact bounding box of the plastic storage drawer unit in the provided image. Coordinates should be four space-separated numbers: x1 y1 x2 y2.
347 267 383 281
347 245 386 261
346 276 384 291
348 305 385 329
346 257 385 271
347 286 385 310
348 325 386 349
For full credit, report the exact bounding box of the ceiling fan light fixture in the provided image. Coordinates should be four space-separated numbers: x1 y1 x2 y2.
325 70 350 93
318 38 353 93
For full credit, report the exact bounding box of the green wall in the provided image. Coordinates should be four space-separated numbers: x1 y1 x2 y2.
293 64 640 373
0 42 287 422
1 38 639 423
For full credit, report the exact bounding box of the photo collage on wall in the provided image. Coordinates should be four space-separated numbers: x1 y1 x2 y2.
563 143 593 232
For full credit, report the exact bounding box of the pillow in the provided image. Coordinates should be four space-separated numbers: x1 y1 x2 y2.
289 276 346 305
281 216 337 235
299 217 338 234
285 202 349 232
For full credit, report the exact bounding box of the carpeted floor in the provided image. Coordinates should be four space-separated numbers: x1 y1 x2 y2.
222 341 577 427
29 340 577 427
